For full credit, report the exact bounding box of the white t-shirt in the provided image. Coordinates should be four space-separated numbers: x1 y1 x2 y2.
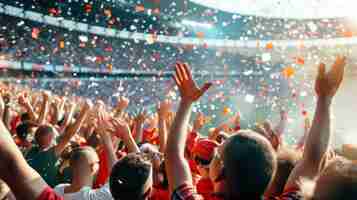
54 183 113 200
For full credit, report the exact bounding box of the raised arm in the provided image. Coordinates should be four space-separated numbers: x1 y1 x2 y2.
96 111 119 172
165 63 212 194
18 94 37 122
157 99 172 153
285 56 346 189
114 96 129 119
112 118 140 154
274 110 288 137
133 111 147 144
37 92 50 125
58 102 76 134
0 118 48 200
54 100 91 156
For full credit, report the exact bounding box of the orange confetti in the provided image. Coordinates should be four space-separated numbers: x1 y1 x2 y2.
265 42 273 50
59 40 65 49
107 64 113 72
196 32 205 39
282 66 295 78
135 5 145 12
295 57 305 65
222 106 231 115
342 31 353 37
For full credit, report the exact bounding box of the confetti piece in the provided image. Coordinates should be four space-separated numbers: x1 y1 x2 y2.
245 94 255 103
222 106 231 115
265 42 273 50
262 53 271 62
342 31 353 37
146 34 156 44
302 110 308 116
196 32 205 39
282 66 295 78
31 28 40 39
79 35 88 43
59 40 65 49
295 57 305 65
84 4 92 13
135 5 145 12
107 64 113 72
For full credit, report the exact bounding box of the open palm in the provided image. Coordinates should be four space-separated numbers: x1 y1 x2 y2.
315 56 346 98
173 62 212 102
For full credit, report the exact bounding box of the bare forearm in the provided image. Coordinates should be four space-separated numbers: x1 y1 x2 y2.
123 134 140 153
166 100 192 158
56 106 89 155
24 103 37 121
37 99 49 124
303 97 331 165
134 123 144 144
101 137 118 172
158 118 168 153
0 121 46 200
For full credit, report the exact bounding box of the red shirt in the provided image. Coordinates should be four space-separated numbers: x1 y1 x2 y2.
37 187 63 200
150 187 170 200
94 148 109 188
196 178 213 200
172 184 302 200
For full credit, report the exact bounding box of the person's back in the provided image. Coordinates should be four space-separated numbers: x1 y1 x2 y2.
26 125 59 187
54 146 113 200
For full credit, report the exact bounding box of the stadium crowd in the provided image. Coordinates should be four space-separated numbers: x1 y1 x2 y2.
0 55 356 200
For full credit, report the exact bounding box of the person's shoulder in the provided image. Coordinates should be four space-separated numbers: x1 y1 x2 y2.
53 183 70 195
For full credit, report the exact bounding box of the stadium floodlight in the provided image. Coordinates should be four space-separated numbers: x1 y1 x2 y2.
181 20 213 29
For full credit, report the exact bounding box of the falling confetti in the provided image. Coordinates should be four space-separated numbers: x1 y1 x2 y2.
282 66 295 78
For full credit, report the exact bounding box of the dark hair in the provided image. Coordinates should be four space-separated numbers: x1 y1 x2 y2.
16 123 30 140
20 113 31 122
110 153 152 200
223 131 277 199
35 124 54 138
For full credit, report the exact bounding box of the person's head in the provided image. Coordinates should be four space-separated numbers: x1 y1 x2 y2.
70 146 99 178
265 147 301 197
16 122 35 141
110 153 153 200
192 139 219 177
20 113 31 122
301 158 357 200
222 130 277 199
34 125 57 148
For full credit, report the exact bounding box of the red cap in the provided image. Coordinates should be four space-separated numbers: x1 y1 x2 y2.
192 139 219 161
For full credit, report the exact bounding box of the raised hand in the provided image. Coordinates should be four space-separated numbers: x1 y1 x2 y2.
116 96 130 111
157 99 172 119
135 110 148 125
173 62 212 103
111 118 131 140
315 56 346 99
